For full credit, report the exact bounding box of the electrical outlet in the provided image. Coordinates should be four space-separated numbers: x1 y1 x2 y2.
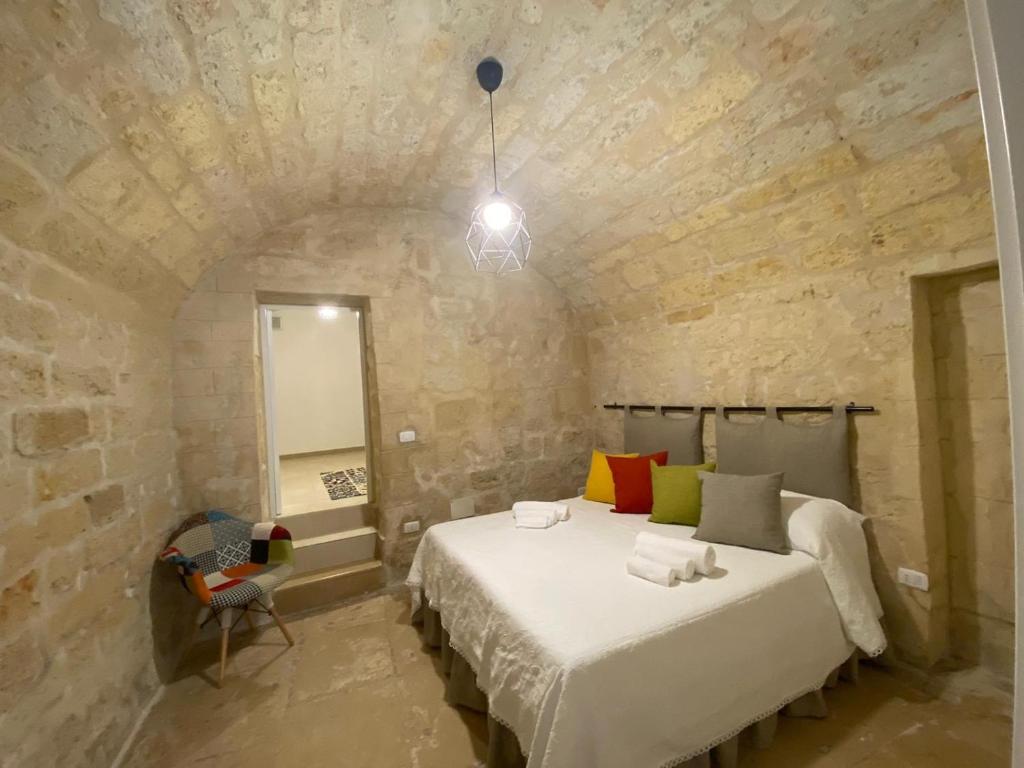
897 567 929 592
577 486 586 496
450 496 475 520
398 429 416 443
402 520 420 534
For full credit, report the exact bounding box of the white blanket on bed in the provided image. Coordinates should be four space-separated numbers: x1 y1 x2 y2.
407 493 885 768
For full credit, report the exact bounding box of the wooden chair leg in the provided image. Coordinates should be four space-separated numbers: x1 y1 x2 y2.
268 604 294 646
217 608 232 687
244 606 256 632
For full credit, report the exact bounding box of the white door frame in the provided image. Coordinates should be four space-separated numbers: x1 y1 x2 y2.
257 299 375 520
963 0 1024 762
258 306 284 519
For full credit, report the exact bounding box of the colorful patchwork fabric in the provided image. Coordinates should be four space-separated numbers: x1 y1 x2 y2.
159 511 294 608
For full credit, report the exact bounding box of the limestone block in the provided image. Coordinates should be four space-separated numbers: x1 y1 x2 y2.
145 150 189 193
667 304 715 325
236 0 286 64
728 176 793 214
288 0 341 30
87 512 141 570
171 183 215 231
98 0 190 96
0 153 47 240
728 118 838 184
195 27 250 120
667 0 730 46
0 76 105 179
34 448 103 503
14 408 91 456
869 189 994 257
0 293 60 353
0 498 89 585
0 349 46 404
665 61 761 144
171 0 221 32
0 632 45 712
711 256 786 297
836 26 978 130
252 71 294 136
753 0 802 20
0 570 40 630
153 92 224 172
773 186 852 243
67 150 177 244
664 204 733 242
858 143 960 217
785 144 860 191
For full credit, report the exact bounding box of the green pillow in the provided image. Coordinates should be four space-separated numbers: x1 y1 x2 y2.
649 462 717 526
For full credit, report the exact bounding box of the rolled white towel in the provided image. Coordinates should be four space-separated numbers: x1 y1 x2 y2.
626 555 676 587
512 501 569 521
633 543 697 581
514 509 558 529
635 532 716 576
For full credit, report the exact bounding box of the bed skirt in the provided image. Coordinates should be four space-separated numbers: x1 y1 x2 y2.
413 597 861 768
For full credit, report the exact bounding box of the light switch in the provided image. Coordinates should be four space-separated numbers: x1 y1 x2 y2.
402 520 420 534
897 567 929 592
398 429 416 443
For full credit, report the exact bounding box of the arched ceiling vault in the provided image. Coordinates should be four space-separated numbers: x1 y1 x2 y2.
0 0 983 317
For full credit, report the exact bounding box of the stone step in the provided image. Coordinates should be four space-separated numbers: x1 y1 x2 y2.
292 526 377 576
277 503 373 540
274 559 384 615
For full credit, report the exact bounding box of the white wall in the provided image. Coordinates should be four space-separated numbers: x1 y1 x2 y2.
964 0 1024 761
270 305 366 455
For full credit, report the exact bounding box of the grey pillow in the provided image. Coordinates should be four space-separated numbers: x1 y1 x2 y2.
624 406 703 465
693 471 787 553
714 406 852 508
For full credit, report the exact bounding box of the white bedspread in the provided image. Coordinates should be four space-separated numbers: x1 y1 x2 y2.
407 493 885 768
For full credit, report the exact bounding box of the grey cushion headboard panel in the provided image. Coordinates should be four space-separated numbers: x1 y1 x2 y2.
624 406 703 465
714 405 853 508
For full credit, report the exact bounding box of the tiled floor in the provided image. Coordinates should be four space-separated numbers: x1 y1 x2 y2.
279 447 367 517
124 591 1012 768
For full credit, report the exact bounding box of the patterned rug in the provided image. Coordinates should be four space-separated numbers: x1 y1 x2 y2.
320 466 368 500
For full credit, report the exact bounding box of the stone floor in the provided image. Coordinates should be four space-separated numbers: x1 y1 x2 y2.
124 590 1012 768
279 447 368 517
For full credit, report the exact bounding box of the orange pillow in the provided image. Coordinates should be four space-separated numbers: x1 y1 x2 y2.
583 449 639 503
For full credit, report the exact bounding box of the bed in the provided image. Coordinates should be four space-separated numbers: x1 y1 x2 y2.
407 406 887 768
407 491 886 768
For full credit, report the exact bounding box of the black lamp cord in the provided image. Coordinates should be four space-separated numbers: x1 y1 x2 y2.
489 92 498 194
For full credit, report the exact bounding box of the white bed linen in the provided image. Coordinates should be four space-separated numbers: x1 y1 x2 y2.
407 494 885 768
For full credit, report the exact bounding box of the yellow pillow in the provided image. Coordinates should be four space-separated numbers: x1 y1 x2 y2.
584 449 639 503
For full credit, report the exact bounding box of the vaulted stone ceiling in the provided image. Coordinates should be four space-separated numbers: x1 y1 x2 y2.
1 0 983 317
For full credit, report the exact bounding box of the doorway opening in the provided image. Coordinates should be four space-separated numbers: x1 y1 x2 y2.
926 265 1014 690
260 302 372 519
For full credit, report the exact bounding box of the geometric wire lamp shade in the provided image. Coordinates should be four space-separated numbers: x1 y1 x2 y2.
466 194 532 274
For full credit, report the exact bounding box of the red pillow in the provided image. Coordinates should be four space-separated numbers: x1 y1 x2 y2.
606 452 669 514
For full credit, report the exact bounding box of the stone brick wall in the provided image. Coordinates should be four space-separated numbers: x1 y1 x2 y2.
929 267 1013 680
581 5 997 666
172 208 591 568
0 236 188 766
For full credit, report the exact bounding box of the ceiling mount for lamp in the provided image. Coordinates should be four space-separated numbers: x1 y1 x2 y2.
466 57 532 275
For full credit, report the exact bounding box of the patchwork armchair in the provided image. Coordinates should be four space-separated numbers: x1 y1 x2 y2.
160 510 295 686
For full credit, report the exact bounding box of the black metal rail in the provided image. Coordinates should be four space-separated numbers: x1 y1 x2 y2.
602 402 876 414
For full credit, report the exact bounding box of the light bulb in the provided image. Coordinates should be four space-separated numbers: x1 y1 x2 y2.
482 200 512 230
318 306 339 320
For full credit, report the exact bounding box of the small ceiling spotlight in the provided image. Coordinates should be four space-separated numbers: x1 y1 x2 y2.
465 57 532 275
317 306 339 320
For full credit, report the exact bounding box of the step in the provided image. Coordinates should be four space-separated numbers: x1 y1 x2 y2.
292 526 377 576
277 504 373 540
274 559 385 615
